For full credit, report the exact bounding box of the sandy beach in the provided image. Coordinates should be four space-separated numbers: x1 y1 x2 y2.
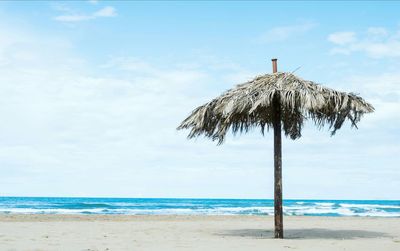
0 215 398 251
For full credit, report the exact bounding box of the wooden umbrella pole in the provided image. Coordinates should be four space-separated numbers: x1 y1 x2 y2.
272 58 283 239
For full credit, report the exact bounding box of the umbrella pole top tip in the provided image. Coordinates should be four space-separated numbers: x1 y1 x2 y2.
271 58 278 73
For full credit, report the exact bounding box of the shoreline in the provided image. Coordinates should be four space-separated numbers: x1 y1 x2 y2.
0 213 399 221
0 215 399 250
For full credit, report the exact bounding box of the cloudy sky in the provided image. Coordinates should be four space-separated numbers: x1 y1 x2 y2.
0 1 399 199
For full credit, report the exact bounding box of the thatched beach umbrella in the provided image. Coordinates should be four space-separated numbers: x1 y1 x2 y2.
177 59 374 238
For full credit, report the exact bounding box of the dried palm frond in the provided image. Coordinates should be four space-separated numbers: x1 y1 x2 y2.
178 72 374 144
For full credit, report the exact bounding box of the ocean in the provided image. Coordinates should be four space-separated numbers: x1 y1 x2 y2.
0 197 399 217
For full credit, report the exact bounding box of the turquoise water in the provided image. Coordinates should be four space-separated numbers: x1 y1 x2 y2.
0 197 399 217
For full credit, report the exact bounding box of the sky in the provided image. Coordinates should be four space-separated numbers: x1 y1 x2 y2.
0 1 399 199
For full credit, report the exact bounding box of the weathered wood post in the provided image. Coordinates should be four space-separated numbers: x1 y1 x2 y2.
272 58 283 238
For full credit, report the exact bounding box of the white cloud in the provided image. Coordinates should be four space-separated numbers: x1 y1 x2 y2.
55 15 93 22
367 27 388 38
94 6 116 17
0 24 258 197
328 32 356 45
328 27 400 58
346 72 400 126
54 6 117 22
258 22 316 43
101 57 157 74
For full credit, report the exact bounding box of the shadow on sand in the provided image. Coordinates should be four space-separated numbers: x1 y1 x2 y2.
217 228 390 240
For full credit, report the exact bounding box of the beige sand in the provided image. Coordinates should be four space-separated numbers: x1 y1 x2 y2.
0 215 399 251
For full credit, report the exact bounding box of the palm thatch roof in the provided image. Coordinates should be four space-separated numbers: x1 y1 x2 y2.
178 72 374 144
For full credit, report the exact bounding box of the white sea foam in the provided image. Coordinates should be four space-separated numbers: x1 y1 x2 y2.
339 203 400 209
0 208 107 214
315 202 335 207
